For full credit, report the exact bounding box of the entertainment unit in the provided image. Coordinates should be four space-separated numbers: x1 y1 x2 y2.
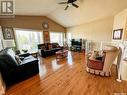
70 39 86 52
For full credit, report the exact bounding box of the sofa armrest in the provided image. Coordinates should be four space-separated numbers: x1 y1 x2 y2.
8 60 39 85
18 60 39 73
19 53 31 57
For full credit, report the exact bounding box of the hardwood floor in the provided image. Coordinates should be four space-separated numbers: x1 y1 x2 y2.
5 51 127 95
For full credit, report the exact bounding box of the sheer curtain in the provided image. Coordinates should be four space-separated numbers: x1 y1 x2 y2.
50 32 64 46
15 29 43 52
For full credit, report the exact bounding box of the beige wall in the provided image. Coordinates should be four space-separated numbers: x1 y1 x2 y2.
0 15 66 32
67 17 114 50
112 8 127 81
126 19 127 39
113 8 127 41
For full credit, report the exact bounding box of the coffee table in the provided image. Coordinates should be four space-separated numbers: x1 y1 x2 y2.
56 50 68 60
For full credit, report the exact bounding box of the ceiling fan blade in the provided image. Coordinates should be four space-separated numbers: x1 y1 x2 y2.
58 2 67 4
68 0 77 3
72 3 79 8
65 5 69 10
73 0 77 2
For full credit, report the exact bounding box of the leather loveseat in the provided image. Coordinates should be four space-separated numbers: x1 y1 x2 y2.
38 43 62 58
0 49 39 86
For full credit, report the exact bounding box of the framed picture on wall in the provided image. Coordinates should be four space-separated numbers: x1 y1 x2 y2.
43 31 50 43
113 29 123 40
2 27 14 40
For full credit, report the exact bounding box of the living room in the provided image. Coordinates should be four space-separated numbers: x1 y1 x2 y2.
0 0 127 95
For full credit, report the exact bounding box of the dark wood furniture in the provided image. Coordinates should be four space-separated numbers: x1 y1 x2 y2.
70 39 86 52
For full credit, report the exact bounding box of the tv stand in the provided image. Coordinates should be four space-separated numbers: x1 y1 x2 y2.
71 45 82 52
70 39 85 52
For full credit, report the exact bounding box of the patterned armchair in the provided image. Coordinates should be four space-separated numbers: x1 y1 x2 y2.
86 45 119 76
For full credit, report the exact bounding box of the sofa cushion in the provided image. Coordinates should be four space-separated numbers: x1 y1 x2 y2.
38 44 43 49
87 59 104 70
41 45 46 50
45 43 49 50
52 43 59 48
22 55 38 64
43 50 51 52
48 44 52 50
0 49 18 68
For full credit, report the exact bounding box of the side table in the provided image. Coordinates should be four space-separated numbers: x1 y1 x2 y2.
56 50 68 61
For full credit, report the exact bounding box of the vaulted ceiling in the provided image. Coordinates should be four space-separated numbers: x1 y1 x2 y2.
15 0 127 27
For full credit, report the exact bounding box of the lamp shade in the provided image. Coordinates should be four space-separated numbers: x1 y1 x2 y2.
3 40 15 48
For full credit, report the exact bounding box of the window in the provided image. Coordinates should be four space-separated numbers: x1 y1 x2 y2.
50 32 64 46
67 32 72 47
15 29 43 53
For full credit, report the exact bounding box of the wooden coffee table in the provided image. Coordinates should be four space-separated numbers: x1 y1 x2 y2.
56 50 68 61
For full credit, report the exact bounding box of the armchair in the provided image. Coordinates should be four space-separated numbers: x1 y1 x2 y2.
86 45 119 76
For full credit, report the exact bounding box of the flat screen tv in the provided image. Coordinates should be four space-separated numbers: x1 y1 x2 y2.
71 39 82 46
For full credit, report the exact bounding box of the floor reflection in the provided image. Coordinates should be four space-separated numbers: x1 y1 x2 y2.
39 51 75 78
51 59 64 71
39 64 47 77
67 51 73 65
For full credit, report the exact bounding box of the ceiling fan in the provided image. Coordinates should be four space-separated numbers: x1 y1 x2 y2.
58 0 79 10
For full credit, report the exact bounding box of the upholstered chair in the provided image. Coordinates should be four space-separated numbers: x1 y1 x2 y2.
86 45 119 76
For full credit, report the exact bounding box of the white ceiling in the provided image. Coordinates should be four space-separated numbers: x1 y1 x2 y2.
15 0 127 27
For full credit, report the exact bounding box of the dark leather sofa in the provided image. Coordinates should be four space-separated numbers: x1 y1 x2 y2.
0 49 39 86
38 43 62 58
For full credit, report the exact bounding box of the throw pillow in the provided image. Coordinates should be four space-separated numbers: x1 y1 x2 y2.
94 51 104 61
96 56 103 61
45 43 49 50
52 44 56 48
15 55 22 64
19 56 25 61
90 51 99 59
89 51 103 60
56 44 59 48
52 43 59 48
48 44 52 50
41 45 46 50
